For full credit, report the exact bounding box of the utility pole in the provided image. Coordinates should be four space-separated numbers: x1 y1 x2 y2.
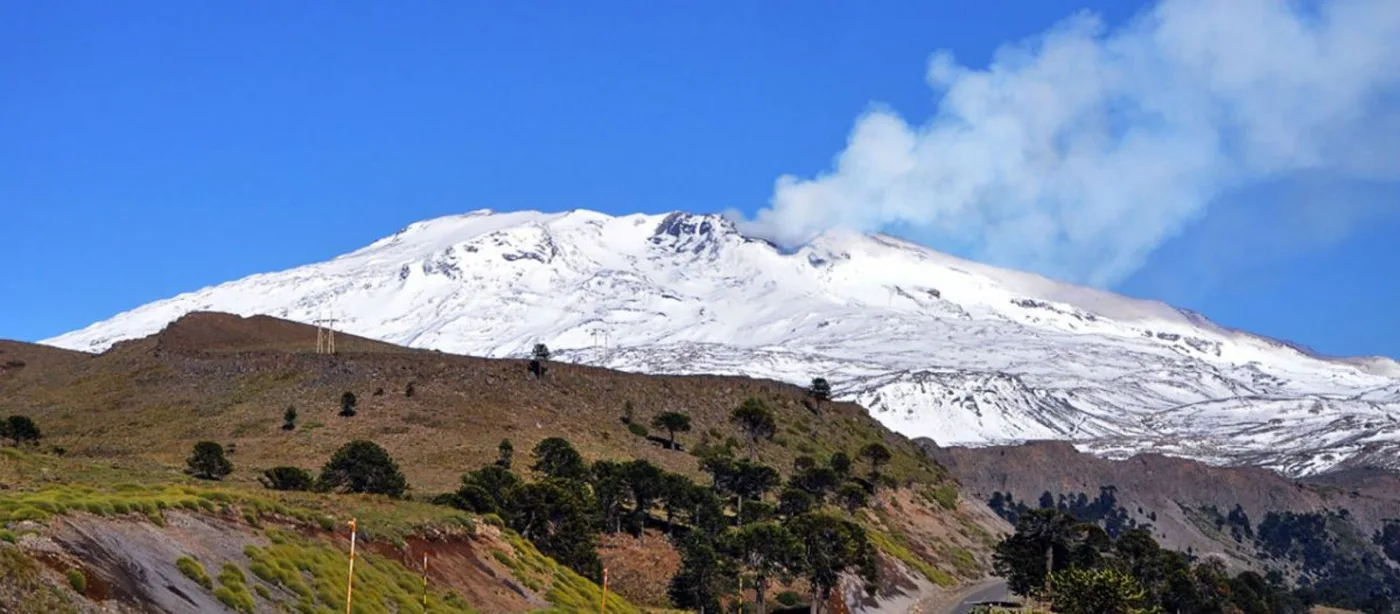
315 317 339 354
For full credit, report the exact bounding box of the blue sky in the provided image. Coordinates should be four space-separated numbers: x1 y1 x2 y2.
2 0 1397 358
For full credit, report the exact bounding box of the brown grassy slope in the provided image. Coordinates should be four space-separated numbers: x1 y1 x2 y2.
1 311 943 494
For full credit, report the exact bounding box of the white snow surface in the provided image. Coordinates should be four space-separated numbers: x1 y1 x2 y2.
43 209 1400 477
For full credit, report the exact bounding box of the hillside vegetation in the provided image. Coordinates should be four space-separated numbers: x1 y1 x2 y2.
0 312 1003 612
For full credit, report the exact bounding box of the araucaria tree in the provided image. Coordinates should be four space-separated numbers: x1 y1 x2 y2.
496 439 514 469
858 441 892 487
650 411 692 450
730 398 777 461
532 342 551 362
723 521 802 614
809 377 832 402
531 437 588 481
187 441 233 480
789 512 878 613
339 391 357 417
317 440 407 497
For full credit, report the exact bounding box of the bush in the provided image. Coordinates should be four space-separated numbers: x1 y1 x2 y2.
186 441 233 480
626 423 648 438
317 440 407 497
177 556 212 589
259 466 314 491
776 590 803 607
66 569 86 594
0 415 41 446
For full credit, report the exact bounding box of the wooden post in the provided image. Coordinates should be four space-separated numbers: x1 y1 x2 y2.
600 567 609 613
422 550 429 610
345 518 357 614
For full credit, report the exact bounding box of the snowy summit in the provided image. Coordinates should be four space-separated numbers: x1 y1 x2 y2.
44 209 1400 477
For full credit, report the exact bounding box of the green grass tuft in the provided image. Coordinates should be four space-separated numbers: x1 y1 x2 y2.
176 556 213 589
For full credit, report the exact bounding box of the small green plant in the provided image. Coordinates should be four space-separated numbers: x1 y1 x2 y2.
176 556 212 589
626 423 648 438
66 568 86 593
215 563 255 613
776 590 802 607
932 484 959 510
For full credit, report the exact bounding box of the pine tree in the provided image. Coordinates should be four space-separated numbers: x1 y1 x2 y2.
282 406 297 431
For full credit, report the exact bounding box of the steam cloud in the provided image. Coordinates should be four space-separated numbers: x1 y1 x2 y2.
743 0 1400 286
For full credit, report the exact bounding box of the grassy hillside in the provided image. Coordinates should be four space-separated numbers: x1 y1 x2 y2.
0 447 638 614
0 312 1003 611
1 312 939 493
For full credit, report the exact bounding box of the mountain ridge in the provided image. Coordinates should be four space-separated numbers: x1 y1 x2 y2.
41 208 1400 477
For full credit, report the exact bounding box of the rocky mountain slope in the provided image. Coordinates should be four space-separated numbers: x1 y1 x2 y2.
42 209 1400 476
925 439 1400 608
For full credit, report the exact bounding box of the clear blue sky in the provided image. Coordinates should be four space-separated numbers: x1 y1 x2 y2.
2 1 1397 358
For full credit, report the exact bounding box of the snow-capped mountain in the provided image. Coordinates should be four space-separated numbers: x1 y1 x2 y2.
44 209 1400 477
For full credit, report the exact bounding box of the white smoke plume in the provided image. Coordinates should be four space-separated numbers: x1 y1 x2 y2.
742 0 1400 286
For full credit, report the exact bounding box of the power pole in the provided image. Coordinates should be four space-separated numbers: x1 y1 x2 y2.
315 317 339 354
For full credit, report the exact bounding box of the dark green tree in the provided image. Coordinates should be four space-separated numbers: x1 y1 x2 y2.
777 487 815 517
857 442 892 484
828 451 852 478
790 466 841 504
186 441 233 480
789 512 878 613
623 459 666 534
659 472 696 535
650 411 692 450
455 464 520 514
259 466 313 491
405 381 416 397
730 398 777 461
507 479 602 581
532 342 551 361
668 533 733 613
808 377 832 402
592 460 632 534
2 415 41 446
993 508 1086 596
339 391 357 417
724 522 803 614
496 439 514 469
793 455 817 472
836 482 870 513
531 437 588 480
732 461 781 516
317 440 407 497
281 406 297 431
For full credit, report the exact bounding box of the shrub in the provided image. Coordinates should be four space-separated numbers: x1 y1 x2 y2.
317 440 407 497
776 590 802 607
259 466 314 491
186 441 233 480
626 423 648 438
177 556 213 589
66 569 86 594
1 415 41 446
